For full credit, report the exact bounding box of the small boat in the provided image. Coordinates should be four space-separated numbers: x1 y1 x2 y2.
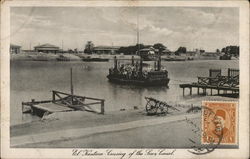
163 55 186 61
107 56 170 86
219 54 231 60
56 55 70 61
82 57 109 62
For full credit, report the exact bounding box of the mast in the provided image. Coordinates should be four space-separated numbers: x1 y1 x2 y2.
137 9 143 76
70 68 74 104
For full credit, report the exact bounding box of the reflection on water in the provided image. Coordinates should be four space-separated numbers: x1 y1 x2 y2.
10 60 239 125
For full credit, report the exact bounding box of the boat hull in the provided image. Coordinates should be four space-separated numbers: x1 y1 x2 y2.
107 75 170 86
82 58 109 62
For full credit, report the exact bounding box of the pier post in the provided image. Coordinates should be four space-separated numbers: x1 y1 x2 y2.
101 100 105 114
217 89 220 95
203 88 206 95
189 87 192 95
210 89 213 95
183 88 185 96
197 87 200 95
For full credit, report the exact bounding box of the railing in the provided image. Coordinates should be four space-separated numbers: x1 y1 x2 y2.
197 75 239 88
52 90 105 114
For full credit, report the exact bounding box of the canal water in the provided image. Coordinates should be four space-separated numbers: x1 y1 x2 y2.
10 60 239 125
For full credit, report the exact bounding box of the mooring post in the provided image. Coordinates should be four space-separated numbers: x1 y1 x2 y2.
52 91 55 102
101 100 105 114
31 99 35 115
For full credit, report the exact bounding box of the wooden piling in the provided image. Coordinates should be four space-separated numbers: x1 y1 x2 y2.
197 87 200 95
203 88 206 95
210 88 213 95
101 100 105 114
189 87 192 95
183 88 185 96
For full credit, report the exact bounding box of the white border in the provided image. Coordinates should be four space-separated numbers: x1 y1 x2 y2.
1 1 249 159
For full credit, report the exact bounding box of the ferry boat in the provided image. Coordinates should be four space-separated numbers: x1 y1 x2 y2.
107 56 170 86
107 14 169 86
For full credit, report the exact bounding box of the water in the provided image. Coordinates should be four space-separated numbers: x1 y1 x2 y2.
10 60 239 125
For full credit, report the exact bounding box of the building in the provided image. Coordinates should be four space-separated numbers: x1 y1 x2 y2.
139 47 158 55
34 43 60 53
10 44 21 54
93 46 120 54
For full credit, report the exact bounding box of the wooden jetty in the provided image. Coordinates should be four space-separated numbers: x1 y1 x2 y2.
180 68 239 97
22 68 105 117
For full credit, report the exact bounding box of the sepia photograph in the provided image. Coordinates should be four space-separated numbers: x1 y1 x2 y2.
1 1 249 159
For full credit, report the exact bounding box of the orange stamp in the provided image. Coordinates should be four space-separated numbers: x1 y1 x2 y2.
202 101 238 145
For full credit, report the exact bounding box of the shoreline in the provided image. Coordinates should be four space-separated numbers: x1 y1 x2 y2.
10 52 239 61
10 95 238 148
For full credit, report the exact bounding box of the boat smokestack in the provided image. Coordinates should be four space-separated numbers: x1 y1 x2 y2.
139 55 143 76
114 56 117 70
157 55 161 71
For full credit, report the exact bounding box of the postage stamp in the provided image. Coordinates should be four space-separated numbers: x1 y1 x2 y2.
202 101 238 145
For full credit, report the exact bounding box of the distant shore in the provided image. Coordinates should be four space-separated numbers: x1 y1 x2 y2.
10 52 141 61
10 52 239 61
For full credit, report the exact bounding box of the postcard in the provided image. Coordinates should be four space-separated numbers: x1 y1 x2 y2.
1 0 249 158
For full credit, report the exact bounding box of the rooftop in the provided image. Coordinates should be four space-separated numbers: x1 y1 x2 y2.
34 43 59 48
10 44 21 48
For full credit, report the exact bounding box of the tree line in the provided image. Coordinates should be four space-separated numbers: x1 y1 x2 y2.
84 41 239 56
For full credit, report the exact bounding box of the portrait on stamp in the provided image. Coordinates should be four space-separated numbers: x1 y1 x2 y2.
202 101 237 145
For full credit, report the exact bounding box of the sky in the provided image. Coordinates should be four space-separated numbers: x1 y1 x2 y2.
11 7 239 52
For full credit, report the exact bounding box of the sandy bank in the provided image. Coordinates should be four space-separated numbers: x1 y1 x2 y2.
11 113 200 148
10 95 237 148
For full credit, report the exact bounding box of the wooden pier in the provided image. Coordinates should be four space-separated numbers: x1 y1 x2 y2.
22 68 105 117
180 68 239 97
22 90 105 117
